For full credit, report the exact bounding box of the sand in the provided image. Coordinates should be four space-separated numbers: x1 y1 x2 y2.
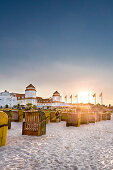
1 116 113 170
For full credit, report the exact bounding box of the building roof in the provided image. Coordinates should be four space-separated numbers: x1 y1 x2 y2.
16 94 25 100
42 98 53 103
37 97 43 103
10 93 17 97
37 97 53 103
53 91 60 96
25 84 36 91
26 84 35 89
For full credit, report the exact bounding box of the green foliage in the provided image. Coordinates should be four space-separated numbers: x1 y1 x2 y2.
26 103 33 110
13 104 21 109
33 105 37 110
17 104 21 109
26 103 32 107
5 104 8 108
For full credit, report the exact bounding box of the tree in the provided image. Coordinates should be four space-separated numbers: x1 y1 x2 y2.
33 105 37 110
13 104 21 109
26 103 33 110
17 104 21 109
5 104 8 108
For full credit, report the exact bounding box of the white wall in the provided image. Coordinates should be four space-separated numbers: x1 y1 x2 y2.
52 96 62 102
25 99 37 105
17 100 26 106
25 90 37 105
0 91 17 108
25 90 36 98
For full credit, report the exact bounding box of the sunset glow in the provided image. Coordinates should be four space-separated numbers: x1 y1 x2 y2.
78 91 89 103
1 1 113 169
78 91 95 104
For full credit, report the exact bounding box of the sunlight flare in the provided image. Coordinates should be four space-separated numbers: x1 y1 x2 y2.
78 91 89 103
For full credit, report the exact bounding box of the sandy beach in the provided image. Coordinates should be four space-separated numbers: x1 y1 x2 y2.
1 116 113 170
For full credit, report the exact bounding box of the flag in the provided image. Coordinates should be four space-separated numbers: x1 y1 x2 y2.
64 95 67 99
64 95 67 103
99 92 102 97
92 93 96 97
70 95 72 99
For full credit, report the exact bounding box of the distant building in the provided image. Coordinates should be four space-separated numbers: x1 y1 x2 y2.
25 84 37 105
0 90 17 108
37 97 53 106
16 93 25 105
16 84 37 106
0 84 71 108
52 91 62 102
16 84 67 108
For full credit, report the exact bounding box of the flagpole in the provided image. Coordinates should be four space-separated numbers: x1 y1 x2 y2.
88 93 90 103
95 96 96 105
101 95 103 105
70 95 72 104
76 95 78 104
99 93 103 105
65 96 67 103
93 93 96 105
101 96 102 105
75 95 78 104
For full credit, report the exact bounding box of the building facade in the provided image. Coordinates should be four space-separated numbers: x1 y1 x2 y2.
0 84 70 108
52 91 62 102
16 93 25 105
25 84 37 105
16 84 37 106
16 84 66 108
0 90 17 108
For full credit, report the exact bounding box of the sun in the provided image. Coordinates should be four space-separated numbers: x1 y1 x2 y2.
78 91 89 103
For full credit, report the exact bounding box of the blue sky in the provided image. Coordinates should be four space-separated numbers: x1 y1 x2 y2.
0 0 113 104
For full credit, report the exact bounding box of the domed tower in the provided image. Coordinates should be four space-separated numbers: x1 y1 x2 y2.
25 84 37 105
52 91 61 102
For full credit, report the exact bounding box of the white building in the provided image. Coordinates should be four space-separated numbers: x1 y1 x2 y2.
0 90 17 108
16 94 25 106
25 84 37 105
52 91 62 102
16 84 68 108
16 84 37 106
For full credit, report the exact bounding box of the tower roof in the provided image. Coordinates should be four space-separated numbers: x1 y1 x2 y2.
25 84 36 91
53 91 60 96
26 84 35 88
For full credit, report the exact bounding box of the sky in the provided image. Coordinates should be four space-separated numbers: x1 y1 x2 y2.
0 0 113 105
